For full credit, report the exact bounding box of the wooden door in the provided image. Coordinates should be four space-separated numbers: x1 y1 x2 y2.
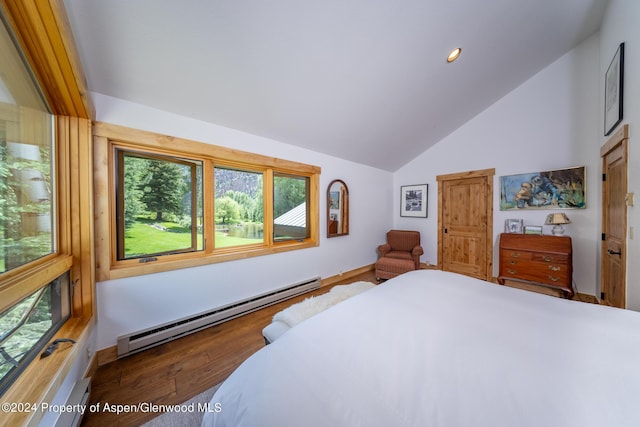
437 169 494 281
601 125 628 308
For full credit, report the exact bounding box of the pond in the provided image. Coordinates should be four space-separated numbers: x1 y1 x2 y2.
222 223 264 239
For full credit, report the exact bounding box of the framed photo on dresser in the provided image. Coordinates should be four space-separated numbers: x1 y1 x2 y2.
524 225 543 235
505 219 523 234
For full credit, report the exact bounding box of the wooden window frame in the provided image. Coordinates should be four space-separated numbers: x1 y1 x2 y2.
0 116 93 424
0 2 95 425
115 148 203 260
94 122 321 281
0 115 92 317
213 164 266 251
273 172 312 242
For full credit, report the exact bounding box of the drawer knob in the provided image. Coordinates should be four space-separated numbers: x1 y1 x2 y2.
548 276 560 282
548 265 561 271
542 256 553 262
509 260 517 265
510 252 520 258
507 269 517 274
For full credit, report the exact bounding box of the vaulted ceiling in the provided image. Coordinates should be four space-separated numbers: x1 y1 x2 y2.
63 0 608 171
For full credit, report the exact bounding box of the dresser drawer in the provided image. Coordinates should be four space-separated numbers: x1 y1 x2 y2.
500 260 569 285
532 253 568 264
503 250 532 261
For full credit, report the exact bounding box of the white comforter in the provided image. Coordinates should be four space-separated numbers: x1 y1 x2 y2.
202 270 640 427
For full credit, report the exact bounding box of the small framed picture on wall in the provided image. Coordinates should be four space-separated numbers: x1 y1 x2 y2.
400 184 428 217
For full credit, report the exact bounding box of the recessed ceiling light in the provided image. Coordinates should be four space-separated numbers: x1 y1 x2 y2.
447 48 462 63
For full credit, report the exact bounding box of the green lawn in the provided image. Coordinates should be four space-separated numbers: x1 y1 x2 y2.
124 221 262 256
124 222 198 256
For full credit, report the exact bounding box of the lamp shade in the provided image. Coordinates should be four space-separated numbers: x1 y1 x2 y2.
545 213 570 235
545 213 571 225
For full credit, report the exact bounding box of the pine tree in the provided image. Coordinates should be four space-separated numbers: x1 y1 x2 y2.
122 156 147 228
140 160 187 222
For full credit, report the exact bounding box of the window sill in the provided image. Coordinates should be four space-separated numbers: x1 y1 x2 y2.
0 316 94 426
104 238 319 280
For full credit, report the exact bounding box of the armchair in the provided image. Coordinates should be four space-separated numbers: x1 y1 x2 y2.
375 230 423 280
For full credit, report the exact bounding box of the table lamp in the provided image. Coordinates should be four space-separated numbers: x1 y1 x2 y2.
545 213 570 235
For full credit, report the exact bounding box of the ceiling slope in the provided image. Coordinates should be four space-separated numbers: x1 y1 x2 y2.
63 0 607 171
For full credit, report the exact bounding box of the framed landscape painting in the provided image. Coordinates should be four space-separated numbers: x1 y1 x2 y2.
500 166 585 210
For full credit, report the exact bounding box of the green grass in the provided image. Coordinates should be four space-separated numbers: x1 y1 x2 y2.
124 222 199 256
124 220 262 256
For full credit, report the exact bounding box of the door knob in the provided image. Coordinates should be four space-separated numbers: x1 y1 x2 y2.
607 249 622 256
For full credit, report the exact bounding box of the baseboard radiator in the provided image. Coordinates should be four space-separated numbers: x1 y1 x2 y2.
117 276 321 358
54 378 91 427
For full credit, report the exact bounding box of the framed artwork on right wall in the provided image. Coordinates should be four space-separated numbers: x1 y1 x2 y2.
499 166 586 210
605 42 624 136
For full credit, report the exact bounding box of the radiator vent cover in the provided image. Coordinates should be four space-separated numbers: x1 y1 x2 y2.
54 377 91 427
117 277 321 357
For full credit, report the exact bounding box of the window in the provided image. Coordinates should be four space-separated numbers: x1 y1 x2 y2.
0 272 70 396
0 6 91 400
0 17 55 275
0 113 54 273
214 167 264 248
96 122 320 280
273 173 310 241
116 149 203 260
0 0 93 416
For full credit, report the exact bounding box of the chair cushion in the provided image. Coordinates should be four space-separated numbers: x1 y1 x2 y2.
384 250 413 260
375 257 416 279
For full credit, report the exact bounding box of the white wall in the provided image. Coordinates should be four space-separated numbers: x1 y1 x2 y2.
93 93 393 350
599 0 640 310
394 33 602 296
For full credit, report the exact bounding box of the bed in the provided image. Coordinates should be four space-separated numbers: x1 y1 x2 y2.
202 269 640 427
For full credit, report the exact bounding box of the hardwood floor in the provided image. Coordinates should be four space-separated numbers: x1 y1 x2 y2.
81 271 378 426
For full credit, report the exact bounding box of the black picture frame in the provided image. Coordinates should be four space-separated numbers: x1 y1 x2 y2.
604 42 624 136
400 184 428 217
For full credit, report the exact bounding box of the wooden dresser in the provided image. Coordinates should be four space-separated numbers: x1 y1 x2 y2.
498 233 573 298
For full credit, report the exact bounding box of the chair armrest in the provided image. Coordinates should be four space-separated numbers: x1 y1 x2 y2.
377 243 391 255
411 245 424 269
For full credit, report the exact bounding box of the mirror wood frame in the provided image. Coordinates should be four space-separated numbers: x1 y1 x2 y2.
327 179 349 238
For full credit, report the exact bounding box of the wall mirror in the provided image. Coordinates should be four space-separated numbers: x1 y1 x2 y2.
327 179 349 237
